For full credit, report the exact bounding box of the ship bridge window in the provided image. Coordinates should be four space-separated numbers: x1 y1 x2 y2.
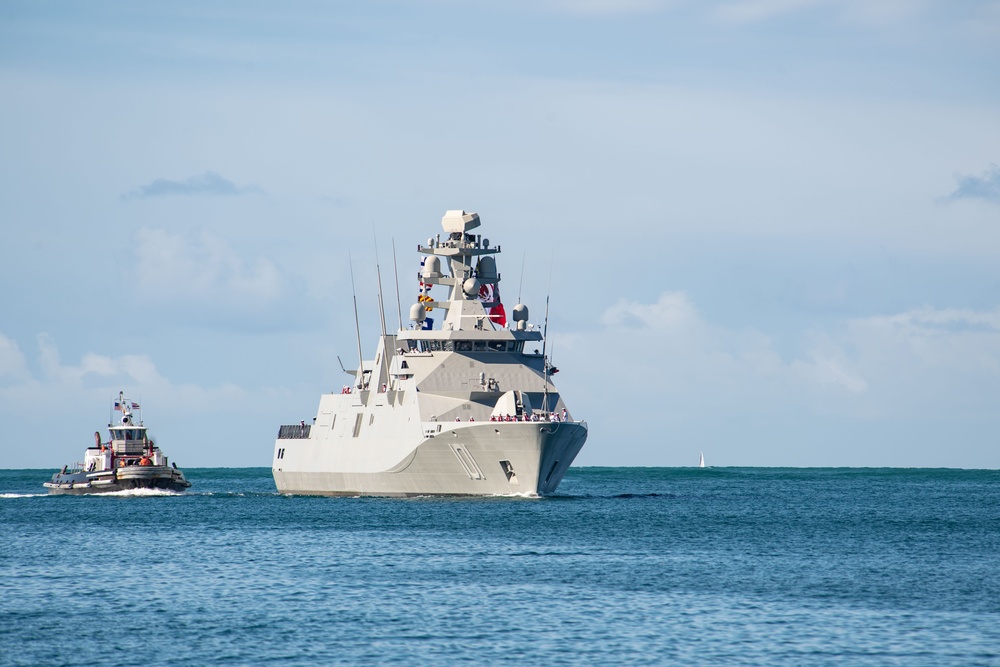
429 341 442 352
455 341 472 352
488 341 506 352
474 341 486 351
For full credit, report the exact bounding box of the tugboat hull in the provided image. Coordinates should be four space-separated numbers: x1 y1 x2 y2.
44 466 191 495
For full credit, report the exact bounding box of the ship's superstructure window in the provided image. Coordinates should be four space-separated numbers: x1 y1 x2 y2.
406 339 525 353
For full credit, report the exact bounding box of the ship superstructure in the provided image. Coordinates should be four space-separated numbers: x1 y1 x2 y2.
272 210 587 496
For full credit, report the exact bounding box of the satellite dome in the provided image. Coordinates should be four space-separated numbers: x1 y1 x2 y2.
477 256 497 280
409 303 426 322
421 256 442 278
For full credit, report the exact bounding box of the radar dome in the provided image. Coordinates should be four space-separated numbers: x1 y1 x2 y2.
463 278 480 297
421 256 442 278
409 303 426 322
512 303 528 321
477 256 497 280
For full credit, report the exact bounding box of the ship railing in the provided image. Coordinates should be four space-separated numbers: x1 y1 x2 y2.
277 424 311 439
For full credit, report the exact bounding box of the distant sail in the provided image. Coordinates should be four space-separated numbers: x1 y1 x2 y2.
698 451 705 468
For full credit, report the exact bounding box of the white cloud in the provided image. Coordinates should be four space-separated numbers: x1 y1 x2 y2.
837 306 1000 406
0 333 29 380
563 293 1000 465
133 227 285 305
600 291 701 332
579 292 1000 418
34 332 167 388
790 352 868 393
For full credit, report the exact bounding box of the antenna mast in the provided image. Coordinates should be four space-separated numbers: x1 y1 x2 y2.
517 251 526 304
541 294 550 415
540 251 554 414
349 253 365 390
373 230 387 338
391 238 403 332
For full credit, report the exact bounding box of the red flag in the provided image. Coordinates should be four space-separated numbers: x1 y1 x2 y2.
480 283 507 326
490 302 507 327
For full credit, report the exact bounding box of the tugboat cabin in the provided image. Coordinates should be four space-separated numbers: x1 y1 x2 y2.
109 425 149 456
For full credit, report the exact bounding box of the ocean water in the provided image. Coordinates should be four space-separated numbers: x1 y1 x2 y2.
2 467 999 666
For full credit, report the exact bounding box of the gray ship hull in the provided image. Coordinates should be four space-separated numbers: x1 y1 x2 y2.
273 421 587 497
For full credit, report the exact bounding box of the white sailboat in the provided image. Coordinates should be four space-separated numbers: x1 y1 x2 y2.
698 451 705 468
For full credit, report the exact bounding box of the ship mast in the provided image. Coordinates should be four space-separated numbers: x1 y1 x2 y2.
349 253 365 390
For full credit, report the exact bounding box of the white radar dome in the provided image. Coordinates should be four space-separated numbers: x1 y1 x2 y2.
512 303 528 322
421 256 442 278
463 278 480 297
477 256 497 280
409 303 426 322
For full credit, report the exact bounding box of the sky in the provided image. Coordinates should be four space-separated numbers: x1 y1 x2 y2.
2 0 999 469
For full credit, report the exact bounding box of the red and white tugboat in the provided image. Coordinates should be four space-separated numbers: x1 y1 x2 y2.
44 392 191 495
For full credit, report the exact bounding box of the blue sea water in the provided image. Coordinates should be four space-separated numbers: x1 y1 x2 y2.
2 467 999 666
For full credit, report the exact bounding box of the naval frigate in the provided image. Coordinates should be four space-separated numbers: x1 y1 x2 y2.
272 209 587 496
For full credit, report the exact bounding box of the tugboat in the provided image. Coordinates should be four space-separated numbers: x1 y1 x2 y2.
44 392 191 495
273 209 588 496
